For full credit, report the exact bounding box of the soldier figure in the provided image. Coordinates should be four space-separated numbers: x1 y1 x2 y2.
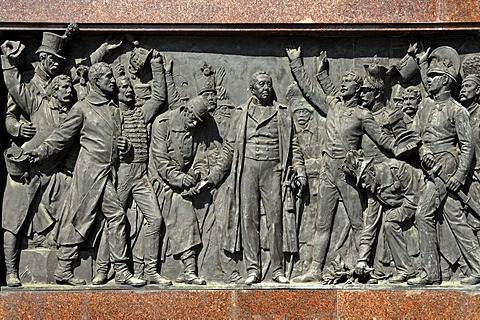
286 83 324 275
207 71 307 285
460 56 480 240
346 151 422 283
408 47 480 285
286 43 408 282
92 51 171 286
402 86 422 130
28 62 146 287
149 96 210 285
1 41 77 287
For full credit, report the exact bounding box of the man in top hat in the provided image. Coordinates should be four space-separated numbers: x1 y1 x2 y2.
346 150 423 283
459 56 480 240
1 41 78 286
5 28 119 144
286 43 413 282
149 96 210 285
5 31 68 147
408 46 480 285
28 62 146 287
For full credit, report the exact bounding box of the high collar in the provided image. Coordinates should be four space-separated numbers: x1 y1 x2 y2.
343 96 358 108
86 88 113 106
432 91 451 102
249 96 273 108
34 64 51 83
467 102 479 115
50 100 70 114
171 107 188 132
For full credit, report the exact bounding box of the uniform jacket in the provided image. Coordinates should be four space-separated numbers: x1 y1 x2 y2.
289 58 397 159
414 96 473 184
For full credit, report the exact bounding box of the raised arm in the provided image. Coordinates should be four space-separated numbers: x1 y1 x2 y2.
142 52 167 123
1 43 41 116
286 43 330 117
164 57 184 110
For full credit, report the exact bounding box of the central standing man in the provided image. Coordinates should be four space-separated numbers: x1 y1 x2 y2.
208 71 307 285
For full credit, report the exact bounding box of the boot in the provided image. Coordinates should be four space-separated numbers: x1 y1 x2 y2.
292 262 322 282
92 259 110 285
114 262 146 287
182 253 206 285
146 273 172 286
4 231 21 287
5 272 21 287
55 259 86 286
92 272 108 285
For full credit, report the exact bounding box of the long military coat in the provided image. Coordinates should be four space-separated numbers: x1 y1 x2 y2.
36 89 122 245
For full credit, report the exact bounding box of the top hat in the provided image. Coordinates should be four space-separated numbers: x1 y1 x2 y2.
35 32 67 59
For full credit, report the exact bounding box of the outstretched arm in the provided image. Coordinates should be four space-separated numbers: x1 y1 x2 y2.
142 51 167 123
286 42 330 117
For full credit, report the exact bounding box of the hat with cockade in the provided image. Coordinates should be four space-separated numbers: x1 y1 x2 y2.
195 62 216 96
427 46 460 83
362 56 387 91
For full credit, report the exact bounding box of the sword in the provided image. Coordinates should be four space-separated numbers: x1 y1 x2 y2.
426 163 480 219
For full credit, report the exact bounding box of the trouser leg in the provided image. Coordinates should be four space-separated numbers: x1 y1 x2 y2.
337 163 364 251
240 158 261 277
100 179 129 268
181 248 196 275
131 175 162 276
384 220 413 275
416 180 441 281
311 160 339 270
259 160 283 278
358 198 382 263
443 194 480 276
95 225 110 274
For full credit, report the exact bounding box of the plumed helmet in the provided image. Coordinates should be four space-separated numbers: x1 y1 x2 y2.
462 55 480 86
362 56 387 91
427 46 460 83
195 62 216 96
